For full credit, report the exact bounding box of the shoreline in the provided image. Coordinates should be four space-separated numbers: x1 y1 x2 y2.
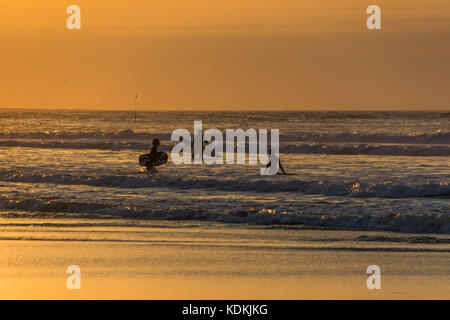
1 219 449 299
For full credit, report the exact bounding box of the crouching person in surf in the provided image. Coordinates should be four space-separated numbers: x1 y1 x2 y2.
266 147 287 175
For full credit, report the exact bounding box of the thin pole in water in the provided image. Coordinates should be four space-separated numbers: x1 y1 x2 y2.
134 94 138 123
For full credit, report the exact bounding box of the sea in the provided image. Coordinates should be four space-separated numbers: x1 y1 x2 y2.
0 110 449 234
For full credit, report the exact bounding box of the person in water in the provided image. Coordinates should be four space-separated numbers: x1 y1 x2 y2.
191 139 210 160
145 138 160 170
266 147 286 174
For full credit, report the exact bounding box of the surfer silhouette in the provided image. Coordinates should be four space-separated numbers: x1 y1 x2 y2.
138 138 168 172
145 138 160 170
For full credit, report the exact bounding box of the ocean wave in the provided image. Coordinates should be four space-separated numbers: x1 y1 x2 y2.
0 130 170 141
281 131 450 144
282 143 450 156
0 196 449 234
1 140 449 156
0 129 448 145
0 140 151 151
0 170 448 198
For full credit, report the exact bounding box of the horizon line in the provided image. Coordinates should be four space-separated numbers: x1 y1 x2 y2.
1 107 449 112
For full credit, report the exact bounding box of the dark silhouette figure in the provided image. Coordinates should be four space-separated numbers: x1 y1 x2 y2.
266 148 286 174
145 138 160 170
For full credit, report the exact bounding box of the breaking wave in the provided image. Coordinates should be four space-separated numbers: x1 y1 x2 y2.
0 195 449 234
1 140 449 156
0 170 448 198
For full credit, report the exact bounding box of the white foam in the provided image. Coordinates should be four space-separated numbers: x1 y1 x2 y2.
0 170 448 198
0 195 449 234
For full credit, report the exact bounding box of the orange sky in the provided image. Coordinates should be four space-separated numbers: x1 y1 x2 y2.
0 0 449 110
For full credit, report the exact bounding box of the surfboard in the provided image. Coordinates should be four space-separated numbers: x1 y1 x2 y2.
139 152 168 167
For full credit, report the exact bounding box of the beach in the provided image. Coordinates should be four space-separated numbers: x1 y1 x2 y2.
0 110 449 299
1 218 449 299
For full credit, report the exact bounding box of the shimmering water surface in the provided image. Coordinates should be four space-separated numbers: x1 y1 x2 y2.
0 110 449 234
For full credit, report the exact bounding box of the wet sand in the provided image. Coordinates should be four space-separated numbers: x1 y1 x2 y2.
0 219 449 299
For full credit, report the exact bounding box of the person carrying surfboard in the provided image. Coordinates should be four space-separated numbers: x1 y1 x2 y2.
138 138 168 172
145 138 160 170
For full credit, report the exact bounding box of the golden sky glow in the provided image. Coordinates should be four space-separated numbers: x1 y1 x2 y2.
0 0 449 110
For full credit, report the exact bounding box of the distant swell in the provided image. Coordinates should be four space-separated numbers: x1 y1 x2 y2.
0 130 448 144
0 170 448 198
283 143 450 156
0 140 151 151
282 131 450 145
0 130 170 141
1 140 449 156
